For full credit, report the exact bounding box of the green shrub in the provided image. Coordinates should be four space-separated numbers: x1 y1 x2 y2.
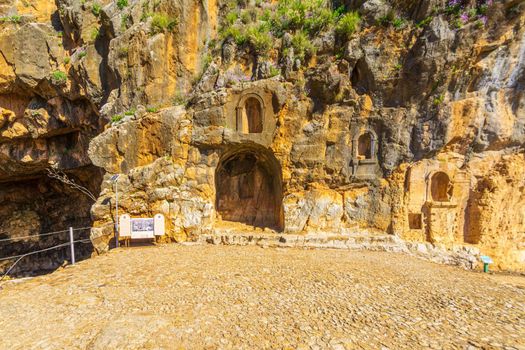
335 11 360 39
433 94 444 105
146 106 159 113
269 65 280 77
291 31 316 62
304 7 336 34
225 11 238 25
124 108 136 116
246 23 272 55
0 15 22 23
220 25 246 45
51 70 67 84
92 2 101 16
116 0 128 10
78 51 87 59
90 27 100 41
63 56 71 65
416 16 433 28
392 17 405 29
111 114 124 123
273 0 334 35
151 13 178 34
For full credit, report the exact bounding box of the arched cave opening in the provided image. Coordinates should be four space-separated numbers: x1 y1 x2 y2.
215 146 283 231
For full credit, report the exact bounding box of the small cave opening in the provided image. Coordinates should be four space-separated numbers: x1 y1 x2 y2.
0 166 103 277
215 146 283 231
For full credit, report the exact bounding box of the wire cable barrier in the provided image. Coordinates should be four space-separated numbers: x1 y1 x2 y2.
0 227 92 243
0 227 95 283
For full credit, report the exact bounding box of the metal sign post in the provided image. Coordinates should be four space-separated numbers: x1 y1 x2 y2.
110 174 120 248
69 227 75 265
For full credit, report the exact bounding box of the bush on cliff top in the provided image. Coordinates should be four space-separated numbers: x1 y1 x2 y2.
219 0 361 63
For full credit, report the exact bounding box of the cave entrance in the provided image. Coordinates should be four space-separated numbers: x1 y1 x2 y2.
215 146 283 231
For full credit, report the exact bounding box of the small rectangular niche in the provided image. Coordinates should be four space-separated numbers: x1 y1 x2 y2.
408 213 422 229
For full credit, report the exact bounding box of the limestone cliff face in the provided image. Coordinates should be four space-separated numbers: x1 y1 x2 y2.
1 0 524 272
0 0 217 274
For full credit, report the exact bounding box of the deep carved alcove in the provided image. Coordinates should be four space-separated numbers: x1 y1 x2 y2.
357 132 373 159
237 94 264 134
215 146 283 231
430 172 452 202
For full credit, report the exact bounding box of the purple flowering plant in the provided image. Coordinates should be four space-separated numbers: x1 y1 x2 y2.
443 0 494 28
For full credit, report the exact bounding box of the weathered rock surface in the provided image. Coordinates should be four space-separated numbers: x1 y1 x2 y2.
1 0 525 272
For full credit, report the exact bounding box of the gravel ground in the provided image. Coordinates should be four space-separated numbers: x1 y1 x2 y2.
0 244 524 350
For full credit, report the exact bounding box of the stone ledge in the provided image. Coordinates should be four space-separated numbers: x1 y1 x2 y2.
197 232 481 270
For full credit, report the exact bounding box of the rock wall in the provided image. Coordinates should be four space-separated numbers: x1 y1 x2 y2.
0 0 217 274
2 0 525 272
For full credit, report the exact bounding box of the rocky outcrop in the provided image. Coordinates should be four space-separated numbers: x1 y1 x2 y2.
2 0 525 273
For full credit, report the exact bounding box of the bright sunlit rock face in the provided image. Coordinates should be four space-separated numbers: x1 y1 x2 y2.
1 0 524 272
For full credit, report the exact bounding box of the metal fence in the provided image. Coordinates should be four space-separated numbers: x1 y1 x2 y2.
0 227 93 282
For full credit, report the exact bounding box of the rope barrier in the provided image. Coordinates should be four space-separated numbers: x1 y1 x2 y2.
0 238 92 283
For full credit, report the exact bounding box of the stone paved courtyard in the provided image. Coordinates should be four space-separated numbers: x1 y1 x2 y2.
0 244 524 349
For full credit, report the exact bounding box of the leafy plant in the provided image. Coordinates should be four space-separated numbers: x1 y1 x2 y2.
90 27 100 41
392 17 405 29
146 106 159 113
63 56 71 65
269 65 280 77
335 11 360 39
0 15 22 23
291 30 316 62
246 23 272 55
220 25 246 45
51 70 67 85
78 50 87 59
416 16 433 28
151 13 178 34
92 2 101 16
124 108 136 116
111 114 124 123
116 0 128 10
433 94 445 105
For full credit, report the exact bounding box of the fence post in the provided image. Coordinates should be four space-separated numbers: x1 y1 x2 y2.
69 227 75 265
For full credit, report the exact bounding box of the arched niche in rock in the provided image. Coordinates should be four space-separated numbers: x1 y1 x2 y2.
353 129 378 161
429 171 453 202
236 93 265 134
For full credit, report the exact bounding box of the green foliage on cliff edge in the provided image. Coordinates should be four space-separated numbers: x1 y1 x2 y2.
219 0 361 63
50 70 67 85
150 13 178 34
